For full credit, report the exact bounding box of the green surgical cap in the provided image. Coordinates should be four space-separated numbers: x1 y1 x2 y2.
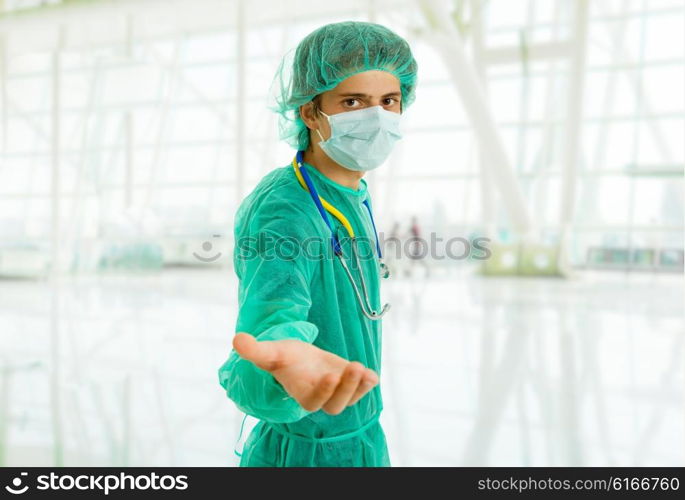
269 21 418 151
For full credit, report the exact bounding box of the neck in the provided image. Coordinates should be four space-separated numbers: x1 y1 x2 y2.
302 145 364 190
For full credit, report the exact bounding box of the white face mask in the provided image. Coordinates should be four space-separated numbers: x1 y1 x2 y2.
315 105 403 172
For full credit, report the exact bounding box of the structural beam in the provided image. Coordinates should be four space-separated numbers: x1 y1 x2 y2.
50 23 66 467
0 31 6 154
235 0 246 201
418 0 533 236
483 40 572 65
470 0 495 240
558 0 589 270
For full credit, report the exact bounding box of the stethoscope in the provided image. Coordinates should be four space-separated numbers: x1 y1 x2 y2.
292 150 391 321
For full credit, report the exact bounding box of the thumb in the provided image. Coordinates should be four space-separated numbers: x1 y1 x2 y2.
233 332 282 372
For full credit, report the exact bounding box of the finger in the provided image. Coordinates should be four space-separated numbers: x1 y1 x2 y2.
362 368 379 386
322 362 364 415
300 373 340 412
349 369 379 406
348 380 375 406
232 332 282 372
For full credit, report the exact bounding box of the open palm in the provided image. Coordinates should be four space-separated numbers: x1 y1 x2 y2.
233 332 379 415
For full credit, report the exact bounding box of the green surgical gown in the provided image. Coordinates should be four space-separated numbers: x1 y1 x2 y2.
217 159 389 467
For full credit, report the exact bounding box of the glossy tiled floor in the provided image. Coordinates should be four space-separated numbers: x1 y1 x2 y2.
1 265 682 466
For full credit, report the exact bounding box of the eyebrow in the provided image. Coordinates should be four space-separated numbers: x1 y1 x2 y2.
336 92 402 98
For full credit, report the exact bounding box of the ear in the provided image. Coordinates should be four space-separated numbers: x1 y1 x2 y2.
299 101 317 130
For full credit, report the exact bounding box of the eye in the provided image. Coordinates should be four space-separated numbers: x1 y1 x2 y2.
343 98 361 107
383 97 399 106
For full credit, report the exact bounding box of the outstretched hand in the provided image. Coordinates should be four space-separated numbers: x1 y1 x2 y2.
233 332 379 415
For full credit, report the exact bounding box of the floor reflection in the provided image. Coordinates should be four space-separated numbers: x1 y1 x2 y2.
0 267 682 466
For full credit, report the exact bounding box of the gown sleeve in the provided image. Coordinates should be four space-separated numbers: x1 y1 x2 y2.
218 190 322 424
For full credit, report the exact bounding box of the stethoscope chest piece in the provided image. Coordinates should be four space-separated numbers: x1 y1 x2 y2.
380 260 390 279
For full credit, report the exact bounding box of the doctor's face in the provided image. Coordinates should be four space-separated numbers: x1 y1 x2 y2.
317 70 402 113
311 70 402 135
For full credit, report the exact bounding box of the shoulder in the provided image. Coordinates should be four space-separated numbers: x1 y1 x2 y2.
235 165 321 239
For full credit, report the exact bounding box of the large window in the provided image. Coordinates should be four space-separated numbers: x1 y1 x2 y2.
0 0 682 271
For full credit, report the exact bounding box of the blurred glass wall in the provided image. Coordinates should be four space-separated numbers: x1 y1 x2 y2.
0 0 682 467
0 0 681 275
